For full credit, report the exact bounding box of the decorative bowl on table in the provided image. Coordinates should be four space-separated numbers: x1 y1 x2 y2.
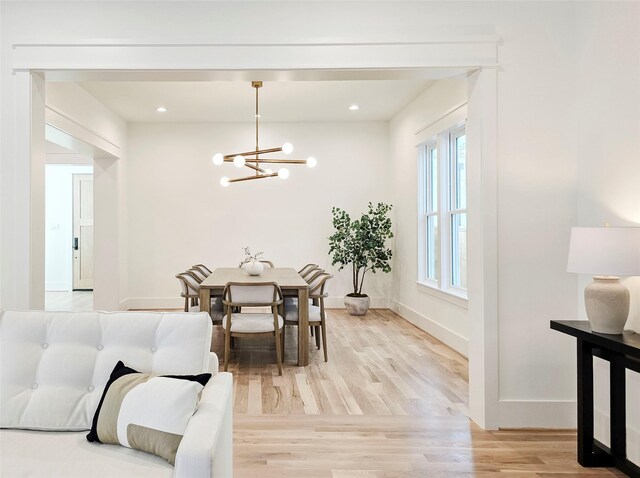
243 260 264 276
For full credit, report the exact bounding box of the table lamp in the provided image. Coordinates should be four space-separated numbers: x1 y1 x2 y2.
567 226 640 334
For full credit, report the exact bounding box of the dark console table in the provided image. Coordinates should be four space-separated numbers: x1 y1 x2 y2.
551 320 640 478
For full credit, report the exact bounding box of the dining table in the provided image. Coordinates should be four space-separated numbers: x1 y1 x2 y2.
199 267 311 366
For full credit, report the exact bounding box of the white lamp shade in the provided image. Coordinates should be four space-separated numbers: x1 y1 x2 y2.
567 227 640 276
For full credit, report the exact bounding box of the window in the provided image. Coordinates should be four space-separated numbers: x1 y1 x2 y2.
418 123 467 299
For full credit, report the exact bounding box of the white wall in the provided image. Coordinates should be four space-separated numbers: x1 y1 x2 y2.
389 80 469 356
574 2 640 464
44 164 92 292
124 121 391 309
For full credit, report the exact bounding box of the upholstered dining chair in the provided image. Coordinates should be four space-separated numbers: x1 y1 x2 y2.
176 272 224 324
188 267 207 283
192 264 212 276
190 265 225 310
285 267 324 310
298 263 319 277
284 273 333 362
176 272 201 310
222 282 285 375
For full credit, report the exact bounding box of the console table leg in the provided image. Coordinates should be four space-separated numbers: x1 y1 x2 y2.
577 338 596 466
610 353 627 462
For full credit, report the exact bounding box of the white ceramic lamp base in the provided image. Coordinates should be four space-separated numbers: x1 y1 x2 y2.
584 276 629 334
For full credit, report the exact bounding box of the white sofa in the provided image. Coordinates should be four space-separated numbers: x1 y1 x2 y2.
0 310 233 478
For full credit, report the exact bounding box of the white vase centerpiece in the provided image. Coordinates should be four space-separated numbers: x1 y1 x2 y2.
239 247 265 276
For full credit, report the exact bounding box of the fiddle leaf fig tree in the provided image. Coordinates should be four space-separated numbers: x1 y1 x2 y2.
328 202 394 297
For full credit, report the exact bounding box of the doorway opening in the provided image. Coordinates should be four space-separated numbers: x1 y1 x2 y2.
44 140 94 311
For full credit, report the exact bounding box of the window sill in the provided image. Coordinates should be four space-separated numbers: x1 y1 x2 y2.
416 281 468 309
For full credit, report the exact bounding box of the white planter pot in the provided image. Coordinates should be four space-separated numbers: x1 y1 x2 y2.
344 295 370 316
243 260 264 276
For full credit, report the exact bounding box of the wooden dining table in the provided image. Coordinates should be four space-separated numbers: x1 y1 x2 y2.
199 267 311 366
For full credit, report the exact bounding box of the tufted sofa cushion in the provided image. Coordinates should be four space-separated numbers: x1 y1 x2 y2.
0 310 213 431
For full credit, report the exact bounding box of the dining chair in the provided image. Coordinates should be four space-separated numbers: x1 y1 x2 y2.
192 264 212 276
285 267 324 310
298 263 319 276
188 267 208 283
284 273 333 362
176 272 224 324
222 282 285 375
176 272 200 311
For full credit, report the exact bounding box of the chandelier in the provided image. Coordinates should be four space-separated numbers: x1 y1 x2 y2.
212 81 317 186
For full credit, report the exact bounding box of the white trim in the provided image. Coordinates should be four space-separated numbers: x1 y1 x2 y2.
324 297 390 309
416 281 468 308
466 69 499 430
125 297 185 310
11 42 499 72
391 299 469 357
415 101 468 137
45 107 121 158
498 400 577 429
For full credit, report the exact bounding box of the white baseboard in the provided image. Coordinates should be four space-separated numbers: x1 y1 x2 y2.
45 281 70 292
594 408 640 465
390 299 468 357
499 400 577 428
324 296 390 309
124 297 184 310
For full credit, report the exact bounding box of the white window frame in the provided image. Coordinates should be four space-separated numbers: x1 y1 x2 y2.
417 122 468 304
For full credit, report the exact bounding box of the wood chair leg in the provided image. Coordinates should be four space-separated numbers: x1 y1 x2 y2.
310 326 315 337
281 325 286 359
321 321 328 362
274 329 283 376
184 298 188 312
224 331 231 372
230 336 235 349
315 326 321 349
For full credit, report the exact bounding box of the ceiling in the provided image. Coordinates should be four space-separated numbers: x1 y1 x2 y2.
79 80 435 123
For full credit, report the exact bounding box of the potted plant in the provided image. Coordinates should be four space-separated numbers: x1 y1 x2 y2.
239 247 264 276
328 202 393 316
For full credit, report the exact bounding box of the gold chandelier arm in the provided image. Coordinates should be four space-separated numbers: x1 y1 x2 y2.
223 147 282 159
228 172 278 183
244 162 267 173
250 159 307 164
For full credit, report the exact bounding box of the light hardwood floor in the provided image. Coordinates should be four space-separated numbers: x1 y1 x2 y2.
45 290 93 311
210 308 624 477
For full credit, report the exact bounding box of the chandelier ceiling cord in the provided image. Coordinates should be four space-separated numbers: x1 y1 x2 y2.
212 81 317 186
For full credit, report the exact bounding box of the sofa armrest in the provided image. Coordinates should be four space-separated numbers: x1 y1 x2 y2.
174 372 233 478
208 352 220 374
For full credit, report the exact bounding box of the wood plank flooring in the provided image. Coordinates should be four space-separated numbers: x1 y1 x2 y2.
45 290 93 311
209 308 624 477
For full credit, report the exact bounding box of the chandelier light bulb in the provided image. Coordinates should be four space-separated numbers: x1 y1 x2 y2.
220 176 230 187
212 153 224 165
306 157 317 168
278 168 290 179
282 142 294 155
233 155 245 168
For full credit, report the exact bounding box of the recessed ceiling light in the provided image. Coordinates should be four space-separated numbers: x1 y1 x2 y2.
156 106 167 113
349 105 360 111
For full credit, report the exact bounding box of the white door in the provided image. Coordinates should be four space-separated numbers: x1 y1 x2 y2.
73 174 93 290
